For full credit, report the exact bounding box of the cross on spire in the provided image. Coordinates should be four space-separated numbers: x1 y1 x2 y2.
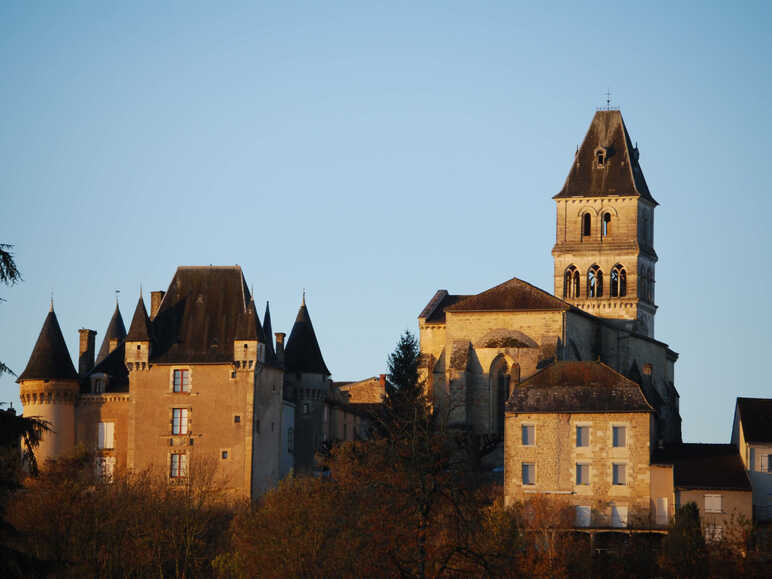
604 89 612 110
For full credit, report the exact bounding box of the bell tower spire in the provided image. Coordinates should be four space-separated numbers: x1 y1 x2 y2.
551 109 658 337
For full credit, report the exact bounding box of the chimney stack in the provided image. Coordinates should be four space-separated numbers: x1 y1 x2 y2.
78 329 97 377
275 332 285 365
150 291 165 319
109 338 120 355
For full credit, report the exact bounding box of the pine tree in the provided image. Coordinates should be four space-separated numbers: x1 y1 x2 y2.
382 331 430 434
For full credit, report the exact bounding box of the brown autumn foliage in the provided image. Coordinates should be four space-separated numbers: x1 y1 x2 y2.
5 448 232 578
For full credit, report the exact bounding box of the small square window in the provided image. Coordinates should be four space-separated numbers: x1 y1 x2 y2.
521 424 535 446
522 462 535 485
612 463 627 485
576 463 590 485
234 415 241 423
705 494 722 513
136 344 141 351
221 450 228 459
576 425 590 447
612 426 626 447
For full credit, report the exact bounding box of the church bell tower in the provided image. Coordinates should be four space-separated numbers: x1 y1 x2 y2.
552 109 658 337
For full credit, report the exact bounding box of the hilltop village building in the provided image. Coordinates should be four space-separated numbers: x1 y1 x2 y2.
16 109 765 532
17 266 380 498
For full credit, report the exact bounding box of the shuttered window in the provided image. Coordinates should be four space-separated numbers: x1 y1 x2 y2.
521 425 535 446
576 463 590 485
97 422 114 449
612 426 627 447
705 494 722 513
576 426 589 447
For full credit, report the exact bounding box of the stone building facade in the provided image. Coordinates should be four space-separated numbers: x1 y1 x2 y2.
419 110 680 446
17 266 375 497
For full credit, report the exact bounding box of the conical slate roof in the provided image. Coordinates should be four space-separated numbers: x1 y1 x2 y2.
126 296 152 341
262 301 276 360
554 110 657 204
96 303 126 364
284 300 330 375
18 308 78 382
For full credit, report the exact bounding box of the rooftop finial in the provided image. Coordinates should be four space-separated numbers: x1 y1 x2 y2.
302 288 306 306
50 290 54 312
605 89 612 110
115 289 120 306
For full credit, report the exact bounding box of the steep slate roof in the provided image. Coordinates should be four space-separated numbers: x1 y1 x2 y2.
126 296 152 341
96 304 126 364
507 361 653 413
652 444 751 491
235 298 262 341
262 301 276 361
87 342 129 393
284 300 330 376
446 277 571 313
150 266 253 363
554 110 657 204
18 308 78 382
736 397 772 443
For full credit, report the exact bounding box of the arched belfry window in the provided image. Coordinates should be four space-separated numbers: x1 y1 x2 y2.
564 265 580 299
587 265 603 298
595 147 606 167
611 264 627 297
602 212 611 237
582 213 591 237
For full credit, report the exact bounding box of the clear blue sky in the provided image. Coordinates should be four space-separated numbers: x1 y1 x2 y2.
2 1 770 443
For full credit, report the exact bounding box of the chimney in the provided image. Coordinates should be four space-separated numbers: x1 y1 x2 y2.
275 332 285 365
109 338 119 354
78 329 96 377
150 291 165 319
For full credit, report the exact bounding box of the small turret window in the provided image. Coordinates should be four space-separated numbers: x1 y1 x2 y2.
582 213 591 237
597 151 605 166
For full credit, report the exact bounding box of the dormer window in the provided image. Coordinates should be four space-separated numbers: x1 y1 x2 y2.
595 147 607 168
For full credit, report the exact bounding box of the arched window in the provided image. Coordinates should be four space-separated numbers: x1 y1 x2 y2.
564 265 580 298
611 264 626 297
587 265 603 298
602 212 611 237
582 213 591 237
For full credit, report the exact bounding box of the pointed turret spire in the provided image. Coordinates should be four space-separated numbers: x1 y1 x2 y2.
284 298 330 376
96 303 126 364
18 308 78 382
262 301 276 360
126 295 152 341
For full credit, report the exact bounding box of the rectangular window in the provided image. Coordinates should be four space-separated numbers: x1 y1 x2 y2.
303 402 310 415
611 505 628 528
612 463 627 485
705 494 722 513
521 424 535 446
170 453 187 478
97 422 115 449
656 497 668 525
576 425 589 447
95 456 116 481
522 462 535 485
612 426 626 447
172 409 189 435
575 506 591 528
173 369 191 393
576 463 590 485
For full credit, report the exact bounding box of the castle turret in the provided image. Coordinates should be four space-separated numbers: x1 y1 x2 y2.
234 297 261 368
96 302 126 365
283 295 331 472
262 301 276 363
17 304 79 463
125 295 152 371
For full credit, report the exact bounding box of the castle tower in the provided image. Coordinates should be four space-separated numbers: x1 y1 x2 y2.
96 302 126 365
283 295 330 472
552 109 658 337
17 304 80 463
125 295 152 371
